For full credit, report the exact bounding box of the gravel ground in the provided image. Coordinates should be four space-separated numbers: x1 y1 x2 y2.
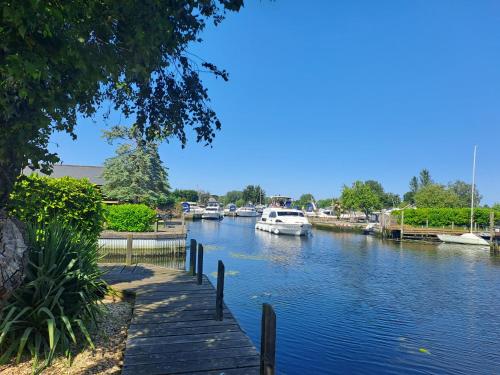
0 299 132 375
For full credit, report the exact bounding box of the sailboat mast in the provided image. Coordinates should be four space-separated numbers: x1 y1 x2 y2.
470 145 477 233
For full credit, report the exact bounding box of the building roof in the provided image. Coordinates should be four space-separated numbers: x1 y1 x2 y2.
23 164 105 185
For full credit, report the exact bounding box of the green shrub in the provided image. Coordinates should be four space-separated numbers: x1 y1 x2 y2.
0 221 108 370
8 174 104 241
392 208 500 227
104 204 156 232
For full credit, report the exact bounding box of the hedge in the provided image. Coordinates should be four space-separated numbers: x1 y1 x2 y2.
8 174 104 241
391 208 500 227
104 204 156 232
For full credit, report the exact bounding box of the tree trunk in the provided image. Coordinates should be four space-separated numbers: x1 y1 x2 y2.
0 209 28 302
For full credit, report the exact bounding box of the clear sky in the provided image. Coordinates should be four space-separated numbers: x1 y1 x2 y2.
50 0 500 204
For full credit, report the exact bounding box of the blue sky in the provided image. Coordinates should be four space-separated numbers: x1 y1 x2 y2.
50 0 500 204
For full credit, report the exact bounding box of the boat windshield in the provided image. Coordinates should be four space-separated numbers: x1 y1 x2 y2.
277 211 304 217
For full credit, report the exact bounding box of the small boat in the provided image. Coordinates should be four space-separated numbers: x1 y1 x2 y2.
437 233 489 246
437 146 488 246
202 198 224 220
236 204 259 217
224 203 237 215
363 223 377 235
255 196 312 236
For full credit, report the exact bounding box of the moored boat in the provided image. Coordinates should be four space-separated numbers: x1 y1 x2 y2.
236 204 259 217
437 233 489 246
255 196 311 236
202 198 224 220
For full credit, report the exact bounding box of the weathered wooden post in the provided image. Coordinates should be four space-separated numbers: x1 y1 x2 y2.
215 260 225 321
197 243 204 285
451 221 454 230
260 303 276 375
400 211 404 240
490 211 497 252
189 239 197 276
126 234 133 265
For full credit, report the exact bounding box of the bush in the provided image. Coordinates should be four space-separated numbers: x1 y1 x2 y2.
104 204 156 232
0 221 108 370
8 174 104 241
392 208 500 227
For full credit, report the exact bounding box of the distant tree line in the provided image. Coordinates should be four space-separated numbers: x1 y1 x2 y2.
403 169 482 208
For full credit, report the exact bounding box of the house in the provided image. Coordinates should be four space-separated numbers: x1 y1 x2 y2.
22 164 105 186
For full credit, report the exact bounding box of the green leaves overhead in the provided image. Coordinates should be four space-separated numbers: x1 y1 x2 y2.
1 0 245 207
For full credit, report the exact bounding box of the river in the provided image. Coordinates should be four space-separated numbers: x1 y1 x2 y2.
182 217 500 374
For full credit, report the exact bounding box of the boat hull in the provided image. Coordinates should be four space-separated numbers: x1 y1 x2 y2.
255 222 312 236
236 211 259 217
202 212 224 220
437 233 489 246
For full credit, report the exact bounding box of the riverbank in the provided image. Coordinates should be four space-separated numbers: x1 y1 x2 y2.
307 216 367 233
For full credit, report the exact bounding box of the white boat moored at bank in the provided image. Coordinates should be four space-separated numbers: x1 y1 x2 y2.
236 204 259 217
437 233 489 246
202 198 224 220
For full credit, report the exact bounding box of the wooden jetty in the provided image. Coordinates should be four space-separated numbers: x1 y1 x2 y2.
102 263 263 375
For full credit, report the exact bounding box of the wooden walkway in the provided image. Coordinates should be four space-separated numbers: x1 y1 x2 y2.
101 264 260 375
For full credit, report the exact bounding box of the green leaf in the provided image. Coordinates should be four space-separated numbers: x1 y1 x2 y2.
16 327 33 363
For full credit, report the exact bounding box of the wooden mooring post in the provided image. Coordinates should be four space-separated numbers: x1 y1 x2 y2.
490 211 498 252
260 303 276 375
400 211 404 240
189 239 197 276
215 260 225 321
197 243 204 285
126 234 133 265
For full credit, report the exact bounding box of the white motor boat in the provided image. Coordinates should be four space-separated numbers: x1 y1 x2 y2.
256 208 312 235
255 196 311 236
202 198 224 220
437 233 489 246
236 204 259 217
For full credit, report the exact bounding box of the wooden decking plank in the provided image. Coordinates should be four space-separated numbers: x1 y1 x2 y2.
122 356 260 375
126 338 257 356
132 309 233 324
126 331 252 347
125 346 259 365
101 263 259 374
127 323 242 339
178 368 260 375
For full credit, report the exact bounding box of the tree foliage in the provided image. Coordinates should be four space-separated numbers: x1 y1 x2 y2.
392 208 499 227
104 204 156 232
0 0 244 207
364 180 400 208
102 126 170 206
404 169 434 204
413 184 460 208
172 189 199 203
341 181 381 218
447 180 481 207
8 174 104 241
221 190 243 206
242 185 265 205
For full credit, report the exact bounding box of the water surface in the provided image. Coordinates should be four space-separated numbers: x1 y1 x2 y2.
185 218 500 374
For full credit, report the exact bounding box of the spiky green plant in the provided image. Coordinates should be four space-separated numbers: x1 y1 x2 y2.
0 221 108 371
